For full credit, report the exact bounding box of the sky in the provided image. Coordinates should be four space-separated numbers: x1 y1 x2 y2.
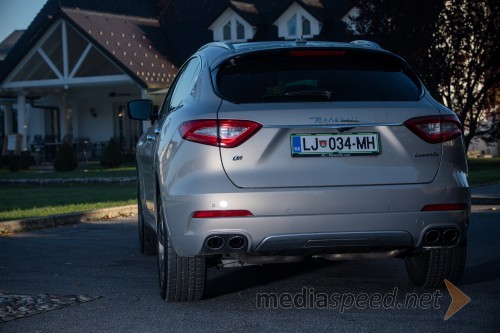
0 0 47 42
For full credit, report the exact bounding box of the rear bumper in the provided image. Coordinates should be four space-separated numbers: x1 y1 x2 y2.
162 160 469 257
165 196 469 257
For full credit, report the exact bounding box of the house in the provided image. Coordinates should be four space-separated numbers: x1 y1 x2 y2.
0 30 25 61
0 0 356 160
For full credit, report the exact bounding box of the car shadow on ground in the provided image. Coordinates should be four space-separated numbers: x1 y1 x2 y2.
461 258 500 286
204 259 334 299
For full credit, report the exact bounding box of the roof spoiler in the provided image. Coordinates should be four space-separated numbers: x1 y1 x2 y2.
198 42 235 52
350 40 382 49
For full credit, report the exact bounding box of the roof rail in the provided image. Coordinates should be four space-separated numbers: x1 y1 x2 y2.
198 42 235 52
349 40 382 49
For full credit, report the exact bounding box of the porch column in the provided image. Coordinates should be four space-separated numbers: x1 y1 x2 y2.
59 93 73 142
141 89 150 132
17 93 27 150
3 104 13 135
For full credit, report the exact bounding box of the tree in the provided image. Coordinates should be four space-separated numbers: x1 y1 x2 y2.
432 0 499 149
352 0 499 150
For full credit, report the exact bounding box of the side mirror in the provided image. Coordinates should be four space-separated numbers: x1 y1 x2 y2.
127 99 153 121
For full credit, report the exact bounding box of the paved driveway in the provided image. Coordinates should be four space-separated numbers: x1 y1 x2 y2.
1 212 498 332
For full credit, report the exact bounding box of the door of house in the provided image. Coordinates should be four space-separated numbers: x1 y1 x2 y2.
44 107 60 141
113 103 142 152
43 107 60 160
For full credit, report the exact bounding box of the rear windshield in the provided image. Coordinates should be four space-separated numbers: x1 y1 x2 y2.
215 49 422 103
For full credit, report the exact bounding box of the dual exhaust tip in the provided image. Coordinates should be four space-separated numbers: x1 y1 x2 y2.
423 228 459 246
203 234 248 254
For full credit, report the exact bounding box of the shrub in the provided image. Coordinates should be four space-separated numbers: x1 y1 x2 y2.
53 141 78 171
8 156 20 172
20 151 34 169
0 155 11 169
4 152 33 172
122 151 137 163
100 138 123 168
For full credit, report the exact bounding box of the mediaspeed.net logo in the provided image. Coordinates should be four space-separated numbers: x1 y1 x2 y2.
255 279 471 320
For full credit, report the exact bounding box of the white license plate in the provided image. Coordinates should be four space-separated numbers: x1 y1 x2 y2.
291 133 380 157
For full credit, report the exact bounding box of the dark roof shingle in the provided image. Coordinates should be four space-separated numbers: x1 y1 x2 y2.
62 7 177 89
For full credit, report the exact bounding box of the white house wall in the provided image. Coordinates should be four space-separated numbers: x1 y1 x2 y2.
73 86 142 144
25 84 142 147
28 107 45 141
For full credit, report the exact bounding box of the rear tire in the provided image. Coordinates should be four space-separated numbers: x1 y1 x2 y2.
157 198 206 301
405 239 467 288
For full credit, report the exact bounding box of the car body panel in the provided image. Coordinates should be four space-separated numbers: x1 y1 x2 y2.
218 100 444 188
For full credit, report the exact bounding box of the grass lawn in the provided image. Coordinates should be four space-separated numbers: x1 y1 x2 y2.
0 183 136 222
467 158 500 185
0 165 136 180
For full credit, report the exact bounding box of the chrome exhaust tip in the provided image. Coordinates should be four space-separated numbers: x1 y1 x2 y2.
424 230 441 244
205 236 225 250
228 236 247 250
442 229 459 243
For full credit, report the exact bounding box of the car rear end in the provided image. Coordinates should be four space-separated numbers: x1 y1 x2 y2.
165 42 469 270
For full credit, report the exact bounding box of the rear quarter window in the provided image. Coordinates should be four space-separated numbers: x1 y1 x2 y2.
216 49 422 103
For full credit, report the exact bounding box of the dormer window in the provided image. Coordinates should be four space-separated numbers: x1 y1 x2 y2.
236 21 245 40
223 22 231 40
287 14 297 36
209 8 255 42
302 16 311 35
274 2 321 39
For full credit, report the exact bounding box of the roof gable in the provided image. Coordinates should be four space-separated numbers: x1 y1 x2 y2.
274 2 322 39
208 7 256 42
2 19 131 90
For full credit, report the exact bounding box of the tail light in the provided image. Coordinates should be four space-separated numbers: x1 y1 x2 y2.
421 204 468 211
178 119 261 147
193 210 253 218
405 115 463 144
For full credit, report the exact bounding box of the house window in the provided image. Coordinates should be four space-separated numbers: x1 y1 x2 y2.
236 21 245 40
302 17 311 36
287 14 297 36
274 3 321 40
286 13 312 38
209 8 255 42
220 19 247 42
223 22 231 40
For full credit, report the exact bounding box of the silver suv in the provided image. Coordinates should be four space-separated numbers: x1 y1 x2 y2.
128 40 469 302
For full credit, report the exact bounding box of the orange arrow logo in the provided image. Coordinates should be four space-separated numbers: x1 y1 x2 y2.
444 279 471 320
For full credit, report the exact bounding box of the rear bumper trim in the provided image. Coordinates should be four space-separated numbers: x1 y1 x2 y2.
255 231 413 252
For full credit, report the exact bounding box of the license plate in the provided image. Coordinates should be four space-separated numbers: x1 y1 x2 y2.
291 133 380 157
